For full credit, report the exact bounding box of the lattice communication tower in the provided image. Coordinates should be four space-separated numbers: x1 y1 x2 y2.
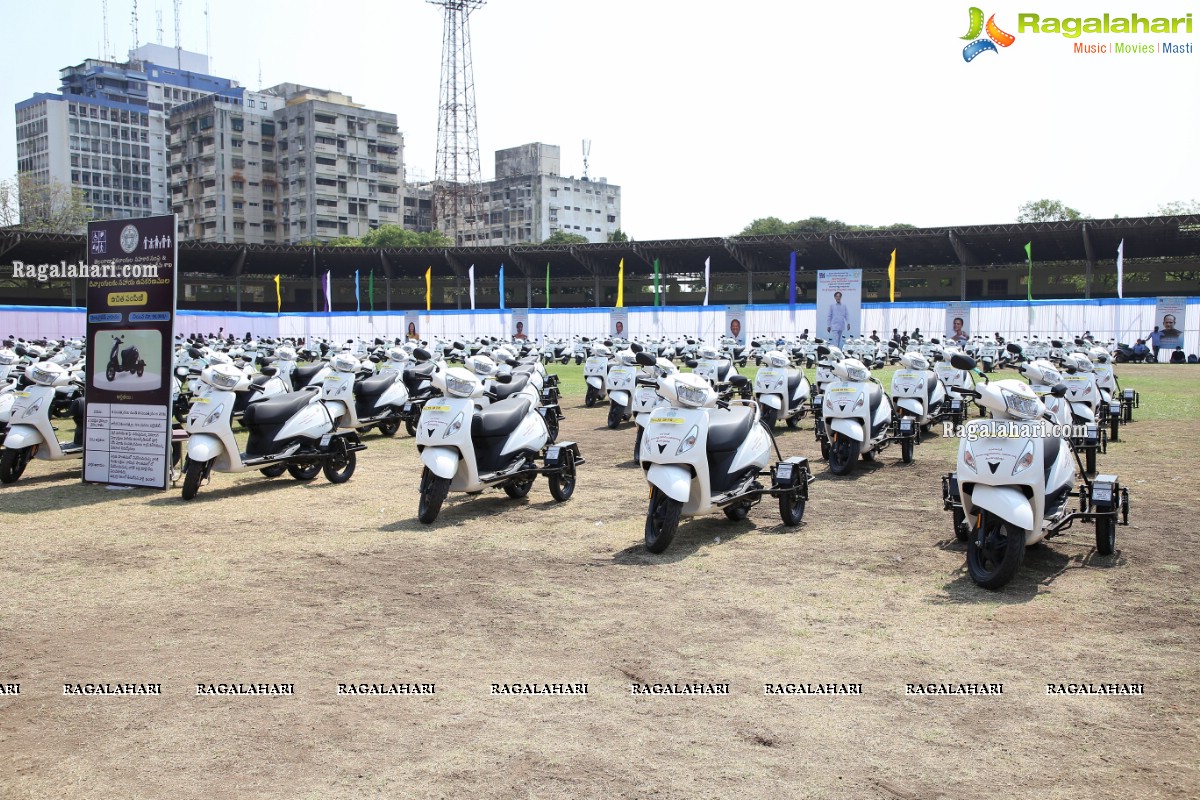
429 0 485 245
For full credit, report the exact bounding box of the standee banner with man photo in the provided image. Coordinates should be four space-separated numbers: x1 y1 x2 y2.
816 270 862 349
945 301 971 346
83 214 177 489
512 309 530 341
610 309 629 341
725 305 746 345
1154 296 1186 358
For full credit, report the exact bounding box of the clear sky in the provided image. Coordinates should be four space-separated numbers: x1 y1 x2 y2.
2 0 1196 239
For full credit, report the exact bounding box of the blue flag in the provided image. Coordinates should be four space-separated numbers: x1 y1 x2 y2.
498 263 506 309
789 251 797 306
354 270 360 313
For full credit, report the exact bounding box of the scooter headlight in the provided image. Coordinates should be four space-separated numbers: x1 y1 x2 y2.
1001 388 1040 420
203 404 224 427
444 411 464 439
677 425 699 455
1012 440 1035 476
844 365 870 383
445 376 474 398
676 383 708 409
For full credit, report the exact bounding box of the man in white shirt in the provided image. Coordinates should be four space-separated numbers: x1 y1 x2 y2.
826 291 849 348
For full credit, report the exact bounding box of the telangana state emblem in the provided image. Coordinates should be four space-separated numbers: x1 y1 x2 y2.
119 224 140 254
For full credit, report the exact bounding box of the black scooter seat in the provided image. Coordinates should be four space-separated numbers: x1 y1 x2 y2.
707 406 755 451
355 372 396 401
472 397 532 438
291 363 325 390
243 389 317 427
787 370 804 395
403 362 437 393
491 373 532 401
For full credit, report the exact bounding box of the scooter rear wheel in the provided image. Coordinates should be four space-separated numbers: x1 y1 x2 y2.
405 418 417 436
786 412 802 429
0 446 32 484
378 419 400 437
418 467 451 524
644 488 682 554
966 512 1026 590
288 462 321 481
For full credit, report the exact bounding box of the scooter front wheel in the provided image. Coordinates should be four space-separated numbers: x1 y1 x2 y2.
105 364 116 382
378 418 401 437
181 457 208 500
828 435 858 476
645 488 682 554
0 446 33 484
405 418 417 436
418 466 451 524
607 401 623 429
260 463 287 478
966 512 1026 590
760 404 778 428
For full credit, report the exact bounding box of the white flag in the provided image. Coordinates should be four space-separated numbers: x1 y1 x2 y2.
703 257 711 306
468 264 476 310
1116 239 1124 299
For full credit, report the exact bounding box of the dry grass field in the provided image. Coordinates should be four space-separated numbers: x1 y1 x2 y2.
1 364 1198 799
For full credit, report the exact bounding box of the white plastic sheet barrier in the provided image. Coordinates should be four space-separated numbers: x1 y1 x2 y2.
2 300 1198 359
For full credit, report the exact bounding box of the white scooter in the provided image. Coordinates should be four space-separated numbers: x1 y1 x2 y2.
629 345 679 462
752 348 810 429
181 362 366 499
889 349 946 434
413 356 582 524
583 342 612 408
815 347 916 474
605 349 639 429
636 352 813 554
941 353 1130 590
320 352 411 437
1058 352 1108 475
691 345 738 389
0 361 85 484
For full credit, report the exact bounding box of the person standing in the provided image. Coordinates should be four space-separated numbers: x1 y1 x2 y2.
1148 326 1161 361
826 291 849 348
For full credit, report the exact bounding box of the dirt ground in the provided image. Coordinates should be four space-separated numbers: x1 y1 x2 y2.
1 365 1197 799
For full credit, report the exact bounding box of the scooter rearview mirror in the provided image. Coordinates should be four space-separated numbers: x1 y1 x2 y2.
950 353 977 371
635 351 656 367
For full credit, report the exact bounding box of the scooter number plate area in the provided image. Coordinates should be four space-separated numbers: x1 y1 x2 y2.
320 433 333 447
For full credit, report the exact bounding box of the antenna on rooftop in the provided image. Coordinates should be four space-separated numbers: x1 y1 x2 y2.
131 0 139 53
103 0 111 59
582 139 592 180
156 6 164 44
173 0 182 68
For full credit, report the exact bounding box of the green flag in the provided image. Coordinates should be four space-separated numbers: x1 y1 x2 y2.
545 262 551 309
1024 242 1033 301
368 270 375 312
653 258 660 306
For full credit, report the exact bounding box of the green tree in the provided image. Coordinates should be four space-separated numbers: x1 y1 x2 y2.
608 228 630 243
541 231 590 245
328 224 452 248
1154 199 1200 215
0 173 92 233
1016 199 1085 223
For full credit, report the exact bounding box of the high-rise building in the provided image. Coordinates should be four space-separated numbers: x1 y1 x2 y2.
15 45 237 226
167 90 286 244
265 84 404 242
467 143 621 246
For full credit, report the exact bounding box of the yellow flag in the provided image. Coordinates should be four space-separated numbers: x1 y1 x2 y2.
616 258 624 308
273 274 281 312
888 249 897 303
425 266 432 311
